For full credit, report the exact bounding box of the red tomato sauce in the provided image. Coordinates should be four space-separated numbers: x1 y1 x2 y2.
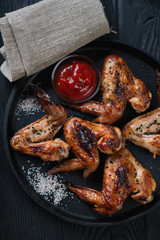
56 60 97 101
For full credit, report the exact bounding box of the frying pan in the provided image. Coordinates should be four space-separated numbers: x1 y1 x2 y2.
3 41 160 226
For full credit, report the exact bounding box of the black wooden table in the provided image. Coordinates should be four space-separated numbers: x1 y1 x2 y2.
1 0 160 239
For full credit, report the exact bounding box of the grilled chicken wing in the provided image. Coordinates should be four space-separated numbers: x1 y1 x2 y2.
48 117 122 179
10 84 70 161
122 108 160 158
67 148 156 216
72 55 151 124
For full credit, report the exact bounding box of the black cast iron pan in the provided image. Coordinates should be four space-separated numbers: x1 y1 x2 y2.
3 41 160 226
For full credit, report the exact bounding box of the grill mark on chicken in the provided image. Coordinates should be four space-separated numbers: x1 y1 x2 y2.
115 165 129 187
75 122 96 155
100 137 120 152
136 196 147 201
118 62 122 70
115 77 124 102
30 145 45 153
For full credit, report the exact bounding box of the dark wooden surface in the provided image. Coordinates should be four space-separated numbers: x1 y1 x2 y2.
1 0 160 239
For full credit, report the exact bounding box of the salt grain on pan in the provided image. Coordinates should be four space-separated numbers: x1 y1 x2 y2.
25 165 68 205
16 95 44 117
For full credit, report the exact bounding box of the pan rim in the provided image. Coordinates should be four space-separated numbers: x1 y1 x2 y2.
3 40 160 226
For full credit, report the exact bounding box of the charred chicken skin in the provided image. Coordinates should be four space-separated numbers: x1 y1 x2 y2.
123 108 160 158
67 148 156 216
72 55 152 124
48 117 122 179
10 84 70 162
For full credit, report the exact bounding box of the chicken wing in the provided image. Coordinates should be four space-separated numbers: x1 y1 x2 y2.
10 84 70 162
67 148 156 216
72 55 152 124
122 108 160 158
48 117 122 179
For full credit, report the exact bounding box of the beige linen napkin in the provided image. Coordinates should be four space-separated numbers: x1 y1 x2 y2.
0 0 109 82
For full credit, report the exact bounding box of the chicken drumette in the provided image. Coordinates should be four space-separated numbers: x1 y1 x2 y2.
48 117 122 179
72 55 151 124
67 148 156 216
10 84 70 162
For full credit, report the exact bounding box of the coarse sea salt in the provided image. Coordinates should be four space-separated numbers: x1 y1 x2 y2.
15 95 44 118
24 165 69 205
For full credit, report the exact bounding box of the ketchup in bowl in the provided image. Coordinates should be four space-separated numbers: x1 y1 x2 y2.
52 55 101 104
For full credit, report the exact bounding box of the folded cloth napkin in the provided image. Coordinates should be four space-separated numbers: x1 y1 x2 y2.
0 0 109 82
